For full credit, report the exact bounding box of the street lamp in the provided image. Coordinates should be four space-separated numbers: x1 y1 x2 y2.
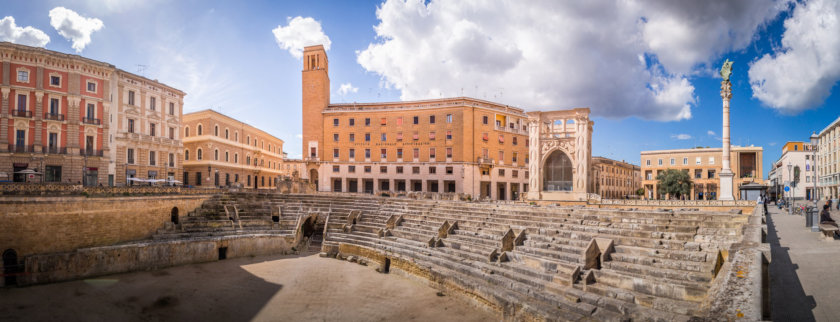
810 132 820 232
788 162 793 216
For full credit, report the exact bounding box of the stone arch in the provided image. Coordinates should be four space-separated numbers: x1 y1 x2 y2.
300 214 319 238
184 126 190 137
197 124 202 135
3 249 19 286
543 150 574 191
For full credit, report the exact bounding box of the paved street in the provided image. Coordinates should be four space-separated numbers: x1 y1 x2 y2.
767 203 840 322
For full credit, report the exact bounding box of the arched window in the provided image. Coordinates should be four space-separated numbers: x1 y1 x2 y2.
214 149 219 161
234 153 239 164
184 127 190 137
247 136 250 145
543 150 573 191
185 149 190 160
197 149 203 160
197 124 203 135
225 151 229 162
214 125 219 136
247 156 251 165
225 128 229 139
235 131 239 142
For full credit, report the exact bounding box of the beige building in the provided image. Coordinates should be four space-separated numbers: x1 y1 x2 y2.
110 70 185 185
818 116 840 200
302 45 530 200
182 109 289 189
640 146 763 200
768 142 816 201
592 157 641 199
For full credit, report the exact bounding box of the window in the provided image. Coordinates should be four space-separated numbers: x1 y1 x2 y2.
214 149 219 161
380 166 387 173
413 132 419 140
482 116 488 125
17 70 28 82
169 127 175 140
363 166 371 173
658 159 662 166
482 148 488 159
86 103 95 119
498 169 505 177
695 169 702 179
381 133 387 142
396 132 403 141
348 118 355 126
246 136 250 144
397 117 403 126
696 157 701 165
128 91 135 105
499 134 504 143
513 137 518 145
380 117 387 125
707 170 716 178
214 125 219 136
429 131 436 140
128 119 135 133
185 127 190 137
482 132 489 141
149 151 156 165
16 94 26 111
397 148 403 159
349 166 356 173
446 167 453 175
225 151 229 162
429 115 435 124
413 116 419 124
246 156 251 165
499 150 505 162
127 148 135 164
87 81 96 92
197 149 203 160
150 97 156 111
396 166 404 174
349 133 355 142
169 153 175 167
333 166 340 173
225 129 229 139
333 133 339 142
150 123 156 137
446 131 452 140
429 167 437 174
670 158 675 165
50 75 60 86
363 133 370 142
333 118 340 126
709 157 715 165
365 118 371 126
197 125 203 135
413 148 419 159
429 147 436 160
49 98 59 115
513 152 518 163
380 149 387 159
185 149 190 161
446 147 453 158
683 158 687 165
512 170 519 178
333 149 340 158
412 167 420 174
446 114 453 123
364 149 371 159
169 103 175 115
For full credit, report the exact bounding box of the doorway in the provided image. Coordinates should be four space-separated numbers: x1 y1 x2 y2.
3 249 19 286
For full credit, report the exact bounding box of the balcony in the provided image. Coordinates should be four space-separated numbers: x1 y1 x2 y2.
477 157 495 167
8 144 34 153
12 110 32 118
44 113 65 121
43 146 67 154
80 149 104 157
82 117 101 125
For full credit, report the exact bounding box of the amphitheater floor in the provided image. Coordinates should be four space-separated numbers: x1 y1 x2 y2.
0 253 497 322
768 205 840 322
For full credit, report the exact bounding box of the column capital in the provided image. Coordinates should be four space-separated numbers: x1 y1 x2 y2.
1 87 9 100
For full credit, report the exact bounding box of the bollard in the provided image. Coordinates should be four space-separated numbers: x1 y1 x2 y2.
810 208 820 232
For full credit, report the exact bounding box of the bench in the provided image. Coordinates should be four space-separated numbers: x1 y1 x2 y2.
819 223 838 240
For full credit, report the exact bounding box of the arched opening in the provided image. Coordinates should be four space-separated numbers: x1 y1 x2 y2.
3 249 19 286
382 257 391 274
309 169 319 190
170 207 179 224
543 150 573 191
301 216 317 238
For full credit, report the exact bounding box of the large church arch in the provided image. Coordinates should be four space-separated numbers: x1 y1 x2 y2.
542 150 574 191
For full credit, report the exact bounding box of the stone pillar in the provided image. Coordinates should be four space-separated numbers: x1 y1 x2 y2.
719 80 735 201
526 117 540 200
34 91 43 152
0 87 8 150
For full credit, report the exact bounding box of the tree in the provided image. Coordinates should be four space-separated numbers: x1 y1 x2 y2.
656 169 693 199
636 188 645 196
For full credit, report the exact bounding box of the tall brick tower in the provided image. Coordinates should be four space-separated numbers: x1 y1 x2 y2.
302 45 330 161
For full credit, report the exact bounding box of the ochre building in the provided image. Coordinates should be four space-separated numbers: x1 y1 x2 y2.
818 116 840 200
110 69 185 185
640 146 763 200
0 42 111 185
182 109 289 189
302 45 529 200
592 157 641 199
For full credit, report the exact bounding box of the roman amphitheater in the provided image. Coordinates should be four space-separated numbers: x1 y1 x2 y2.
0 186 769 321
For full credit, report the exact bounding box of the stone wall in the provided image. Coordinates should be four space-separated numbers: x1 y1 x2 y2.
0 195 211 258
20 234 294 286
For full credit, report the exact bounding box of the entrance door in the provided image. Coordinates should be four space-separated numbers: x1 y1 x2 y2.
364 180 373 194
3 249 19 286
348 179 358 193
214 172 220 187
497 183 506 201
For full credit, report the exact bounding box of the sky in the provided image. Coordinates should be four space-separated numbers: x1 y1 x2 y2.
2 0 838 178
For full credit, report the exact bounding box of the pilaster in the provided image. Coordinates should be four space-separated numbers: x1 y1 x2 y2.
0 87 9 149
34 91 44 151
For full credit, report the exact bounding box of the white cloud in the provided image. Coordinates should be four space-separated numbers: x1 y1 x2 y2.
295 134 303 139
49 7 104 52
671 134 692 140
768 142 777 146
338 83 359 95
356 0 787 121
272 16 331 59
749 0 840 113
0 16 50 47
707 130 716 136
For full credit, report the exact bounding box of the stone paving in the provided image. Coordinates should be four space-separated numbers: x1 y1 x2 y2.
767 203 840 322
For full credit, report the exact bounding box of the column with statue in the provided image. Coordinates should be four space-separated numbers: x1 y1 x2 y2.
718 59 735 201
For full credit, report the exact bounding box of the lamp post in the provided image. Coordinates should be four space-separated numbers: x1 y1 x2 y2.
810 132 820 232
788 163 793 216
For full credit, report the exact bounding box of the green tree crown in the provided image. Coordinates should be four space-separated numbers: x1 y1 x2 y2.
656 169 693 199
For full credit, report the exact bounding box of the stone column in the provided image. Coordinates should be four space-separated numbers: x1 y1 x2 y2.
526 117 540 200
0 87 9 151
719 80 735 200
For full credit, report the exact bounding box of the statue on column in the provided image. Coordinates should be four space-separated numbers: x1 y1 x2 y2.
720 59 733 81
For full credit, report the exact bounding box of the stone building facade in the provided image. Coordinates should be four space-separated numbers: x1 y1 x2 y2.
640 146 763 200
768 142 817 201
592 156 641 199
182 109 288 189
0 42 111 185
302 45 530 200
110 70 185 185
525 109 594 202
817 116 840 200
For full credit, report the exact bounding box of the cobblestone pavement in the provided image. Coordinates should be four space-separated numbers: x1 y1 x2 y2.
767 203 840 322
0 254 496 322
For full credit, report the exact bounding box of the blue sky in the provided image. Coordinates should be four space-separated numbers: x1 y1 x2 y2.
2 0 838 178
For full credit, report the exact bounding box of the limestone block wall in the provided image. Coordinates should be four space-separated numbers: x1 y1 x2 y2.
0 195 211 258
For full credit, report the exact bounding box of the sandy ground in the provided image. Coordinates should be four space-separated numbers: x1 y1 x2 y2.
0 254 497 322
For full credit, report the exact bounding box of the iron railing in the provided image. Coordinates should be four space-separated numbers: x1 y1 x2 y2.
12 110 32 118
44 113 65 121
82 117 101 125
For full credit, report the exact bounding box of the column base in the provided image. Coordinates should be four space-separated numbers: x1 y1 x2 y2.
719 171 735 201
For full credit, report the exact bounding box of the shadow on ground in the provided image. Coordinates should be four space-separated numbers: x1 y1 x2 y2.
766 210 816 322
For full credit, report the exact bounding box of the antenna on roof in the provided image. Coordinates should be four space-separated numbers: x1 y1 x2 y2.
136 64 147 76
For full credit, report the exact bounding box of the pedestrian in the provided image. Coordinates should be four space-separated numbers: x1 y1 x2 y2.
820 204 838 237
761 194 768 214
